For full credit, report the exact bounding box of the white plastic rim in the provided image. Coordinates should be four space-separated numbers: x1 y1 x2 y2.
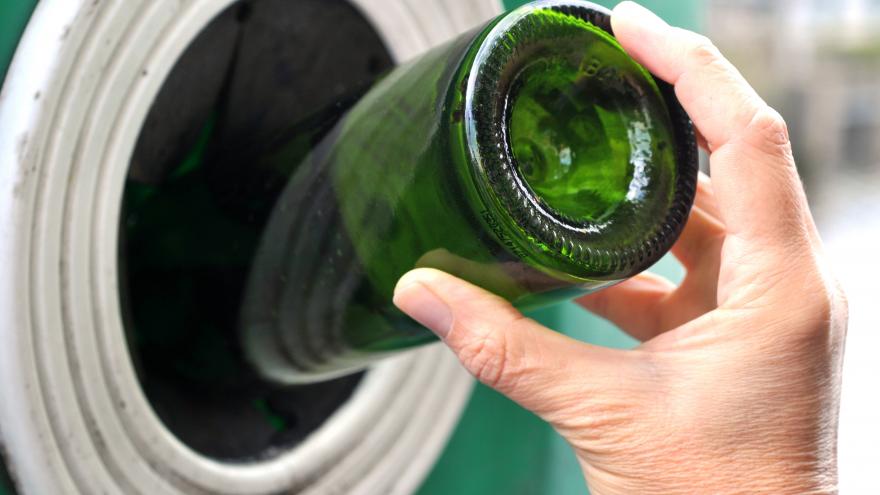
0 0 502 493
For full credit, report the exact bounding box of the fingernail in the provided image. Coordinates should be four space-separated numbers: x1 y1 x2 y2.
615 1 668 29
393 278 453 338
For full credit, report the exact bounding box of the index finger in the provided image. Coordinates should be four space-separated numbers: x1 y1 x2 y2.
611 2 813 247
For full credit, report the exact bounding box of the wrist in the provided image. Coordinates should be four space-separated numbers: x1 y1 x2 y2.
583 457 838 495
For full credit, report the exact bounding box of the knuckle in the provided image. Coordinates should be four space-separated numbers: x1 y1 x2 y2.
804 286 834 325
780 274 843 340
748 106 791 147
738 106 797 172
686 34 723 68
834 283 849 322
833 283 849 345
457 318 522 391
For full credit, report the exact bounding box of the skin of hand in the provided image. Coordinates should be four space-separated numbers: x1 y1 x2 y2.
392 2 848 494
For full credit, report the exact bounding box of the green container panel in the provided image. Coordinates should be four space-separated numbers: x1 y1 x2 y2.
1 3 39 492
0 0 38 93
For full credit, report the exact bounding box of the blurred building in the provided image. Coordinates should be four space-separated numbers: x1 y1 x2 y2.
706 0 880 220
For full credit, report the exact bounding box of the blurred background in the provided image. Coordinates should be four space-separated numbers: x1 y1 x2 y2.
0 0 876 494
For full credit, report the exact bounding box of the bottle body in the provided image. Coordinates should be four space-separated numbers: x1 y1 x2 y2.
241 30 531 382
241 0 698 382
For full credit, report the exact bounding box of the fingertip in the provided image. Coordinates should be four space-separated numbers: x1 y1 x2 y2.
612 1 668 36
393 269 454 338
613 1 665 25
610 1 679 85
394 267 446 297
610 2 635 41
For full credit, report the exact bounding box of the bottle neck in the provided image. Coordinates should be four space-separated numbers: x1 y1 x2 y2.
456 0 698 283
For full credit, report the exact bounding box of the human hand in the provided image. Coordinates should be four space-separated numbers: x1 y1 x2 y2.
392 2 848 494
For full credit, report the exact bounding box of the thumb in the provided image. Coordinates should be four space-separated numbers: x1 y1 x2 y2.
393 268 639 418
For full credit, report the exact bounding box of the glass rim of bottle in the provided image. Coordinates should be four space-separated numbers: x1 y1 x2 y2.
457 0 699 282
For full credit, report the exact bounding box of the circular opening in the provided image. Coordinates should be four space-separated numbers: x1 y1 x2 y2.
468 4 698 280
119 0 394 462
506 17 676 224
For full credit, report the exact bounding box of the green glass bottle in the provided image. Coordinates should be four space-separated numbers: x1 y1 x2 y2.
239 0 698 383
